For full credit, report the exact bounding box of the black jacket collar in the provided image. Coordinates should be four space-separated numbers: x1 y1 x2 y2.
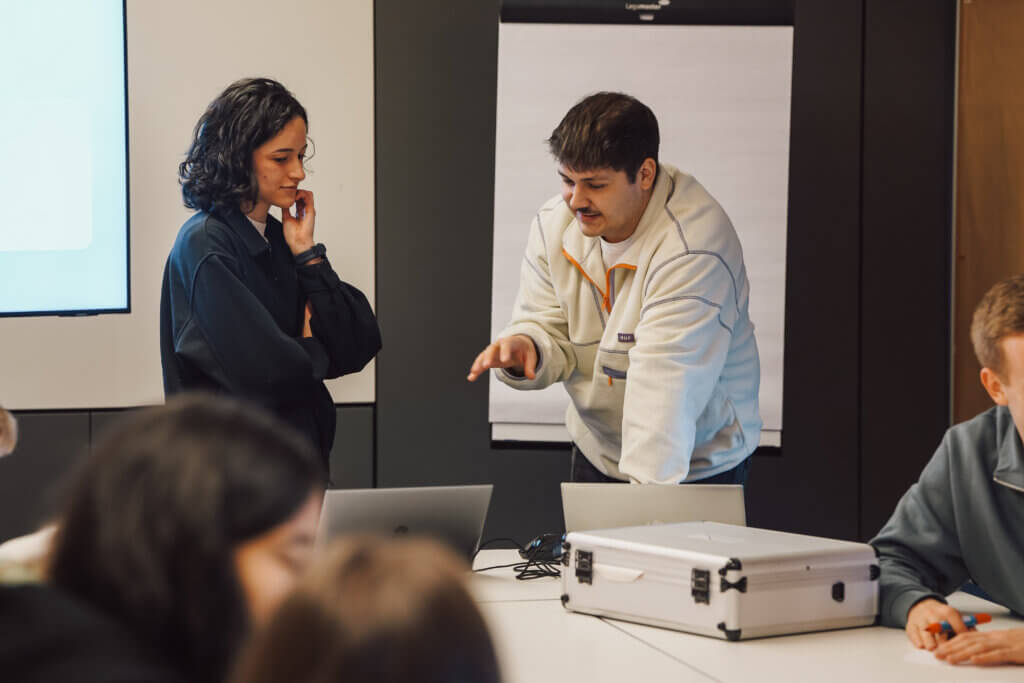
216 207 273 257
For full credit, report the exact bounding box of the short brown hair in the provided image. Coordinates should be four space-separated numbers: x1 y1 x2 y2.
547 92 659 182
229 536 501 683
970 274 1024 373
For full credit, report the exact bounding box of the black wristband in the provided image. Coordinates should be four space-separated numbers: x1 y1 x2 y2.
294 243 326 265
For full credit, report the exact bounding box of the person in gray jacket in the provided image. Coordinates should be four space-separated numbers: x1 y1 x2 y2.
871 274 1024 665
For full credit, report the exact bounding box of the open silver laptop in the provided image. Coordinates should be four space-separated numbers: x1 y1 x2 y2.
316 485 493 560
561 483 745 532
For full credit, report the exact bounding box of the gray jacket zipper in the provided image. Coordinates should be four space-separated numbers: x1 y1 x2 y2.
993 476 1024 494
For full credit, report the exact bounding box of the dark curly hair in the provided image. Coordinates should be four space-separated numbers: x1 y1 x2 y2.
547 92 659 182
180 77 308 213
48 393 327 683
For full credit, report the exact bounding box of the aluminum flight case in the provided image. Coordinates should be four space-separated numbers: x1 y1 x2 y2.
561 521 879 640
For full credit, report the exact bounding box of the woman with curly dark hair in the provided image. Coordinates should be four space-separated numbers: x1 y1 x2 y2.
160 78 381 466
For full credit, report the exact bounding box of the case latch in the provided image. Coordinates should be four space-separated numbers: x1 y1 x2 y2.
718 558 743 575
691 568 711 604
720 576 748 593
575 550 593 584
718 558 746 593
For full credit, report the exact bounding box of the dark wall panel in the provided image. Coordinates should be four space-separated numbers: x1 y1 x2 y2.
331 405 375 488
85 405 375 489
375 0 570 543
0 405 375 543
91 409 131 444
859 0 955 539
0 412 89 543
745 0 865 539
481 448 571 540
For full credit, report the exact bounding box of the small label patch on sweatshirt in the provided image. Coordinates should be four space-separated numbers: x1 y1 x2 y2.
617 332 635 343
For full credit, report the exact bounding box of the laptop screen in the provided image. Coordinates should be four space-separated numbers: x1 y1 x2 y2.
317 485 493 560
561 483 745 532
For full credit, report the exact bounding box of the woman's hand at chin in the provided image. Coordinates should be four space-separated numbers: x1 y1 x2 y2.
282 189 316 255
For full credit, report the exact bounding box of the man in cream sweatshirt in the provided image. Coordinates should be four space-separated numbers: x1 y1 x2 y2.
468 92 760 485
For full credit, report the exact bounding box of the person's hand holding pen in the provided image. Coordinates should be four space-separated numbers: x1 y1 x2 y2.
905 598 970 650
934 627 1024 665
926 613 991 634
908 601 1024 665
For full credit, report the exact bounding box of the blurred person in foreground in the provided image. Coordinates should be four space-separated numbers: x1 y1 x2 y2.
0 394 327 682
230 536 501 683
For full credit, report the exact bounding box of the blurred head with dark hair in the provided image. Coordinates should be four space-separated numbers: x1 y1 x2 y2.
179 77 310 216
229 536 502 683
48 394 327 683
547 92 659 243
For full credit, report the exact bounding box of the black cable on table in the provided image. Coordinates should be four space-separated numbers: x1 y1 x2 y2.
473 536 562 580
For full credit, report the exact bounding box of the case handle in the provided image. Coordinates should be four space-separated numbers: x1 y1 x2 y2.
594 564 645 583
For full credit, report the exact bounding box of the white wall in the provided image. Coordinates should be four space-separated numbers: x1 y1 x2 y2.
0 0 376 409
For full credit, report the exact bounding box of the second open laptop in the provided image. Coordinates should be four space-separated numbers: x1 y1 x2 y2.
316 485 493 560
561 482 746 532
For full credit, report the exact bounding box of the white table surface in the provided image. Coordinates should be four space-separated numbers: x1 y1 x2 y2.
470 549 563 603
470 549 1024 683
472 550 711 681
481 599 715 682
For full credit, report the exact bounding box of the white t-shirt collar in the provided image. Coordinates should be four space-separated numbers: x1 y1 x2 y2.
600 231 637 269
245 215 269 242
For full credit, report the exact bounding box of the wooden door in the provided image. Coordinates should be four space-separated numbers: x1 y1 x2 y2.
954 0 1024 422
